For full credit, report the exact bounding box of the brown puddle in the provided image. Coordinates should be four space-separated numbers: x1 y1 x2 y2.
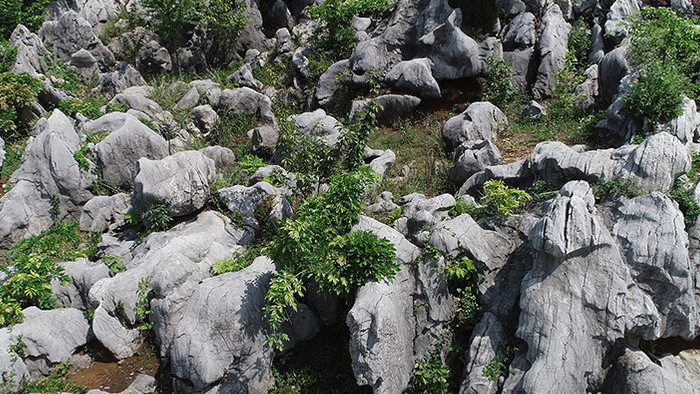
67 343 160 392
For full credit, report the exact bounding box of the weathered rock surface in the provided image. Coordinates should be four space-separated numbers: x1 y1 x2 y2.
0 328 29 393
53 258 111 309
79 193 130 232
96 62 147 98
89 112 169 190
9 24 52 76
0 110 92 250
132 150 216 217
350 94 421 124
442 102 508 151
533 5 571 98
169 256 276 393
384 58 441 99
290 109 343 146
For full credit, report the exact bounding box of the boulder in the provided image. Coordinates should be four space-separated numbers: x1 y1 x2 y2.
95 62 147 99
214 87 276 126
315 59 351 109
658 97 699 145
39 11 115 71
228 63 262 90
402 193 456 235
217 182 286 240
191 104 219 135
267 0 295 30
169 257 276 393
501 12 536 50
533 5 571 98
132 151 217 217
289 109 343 146
12 307 92 365
419 10 483 80
442 102 508 151
9 24 51 77
451 140 503 188
347 217 421 394
89 211 244 358
199 146 236 173
598 46 630 106
503 48 536 94
70 48 99 82
135 41 172 74
174 87 199 110
350 95 421 124
111 86 169 122
0 110 92 250
602 348 699 393
79 193 131 233
52 258 111 310
89 112 169 190
0 328 29 393
604 0 641 46
252 125 279 158
384 58 441 99
573 64 599 113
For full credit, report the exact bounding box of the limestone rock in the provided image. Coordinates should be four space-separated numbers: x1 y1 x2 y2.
9 24 51 77
132 150 217 217
384 58 441 99
12 307 91 364
533 5 571 98
442 102 508 151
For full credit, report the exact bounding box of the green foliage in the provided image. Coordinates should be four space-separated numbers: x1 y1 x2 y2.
49 194 60 218
0 72 44 136
138 117 157 130
482 354 510 381
263 270 304 350
687 150 700 183
0 40 18 73
0 222 99 327
59 97 104 120
449 199 482 219
141 200 174 233
482 55 515 109
45 59 81 93
103 254 126 276
99 10 146 43
307 0 396 80
239 154 266 175
135 276 153 330
466 180 531 219
208 111 256 157
211 248 257 275
264 169 287 188
625 7 700 125
407 350 450 394
592 177 646 200
568 19 592 65
73 144 92 172
264 169 399 350
549 51 585 121
668 179 700 224
23 373 86 394
141 0 249 45
0 0 52 40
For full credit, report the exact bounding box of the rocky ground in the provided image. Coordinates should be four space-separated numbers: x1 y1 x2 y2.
2 0 700 393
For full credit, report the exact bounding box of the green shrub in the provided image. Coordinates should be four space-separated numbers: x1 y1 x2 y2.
482 354 510 381
624 7 700 125
668 179 700 224
141 0 249 45
0 222 99 327
211 248 257 275
549 51 585 121
0 0 52 40
482 55 515 109
45 59 81 93
568 19 592 65
263 169 399 350
0 40 17 73
23 372 86 394
466 180 531 218
141 200 173 233
208 111 255 157
135 276 153 330
239 154 265 175
103 254 126 276
59 97 104 120
0 72 44 136
407 350 450 394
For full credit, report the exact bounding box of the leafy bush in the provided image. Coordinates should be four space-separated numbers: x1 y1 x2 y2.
135 276 153 330
0 222 99 327
141 200 173 233
211 248 257 275
23 371 86 394
0 40 17 73
59 97 104 120
625 7 700 125
0 72 44 136
482 55 515 109
668 179 700 224
568 19 592 65
483 354 510 381
103 254 126 276
463 180 531 219
548 51 585 121
263 169 399 350
0 0 52 40
407 350 451 394
141 0 249 45
307 0 396 80
239 154 265 175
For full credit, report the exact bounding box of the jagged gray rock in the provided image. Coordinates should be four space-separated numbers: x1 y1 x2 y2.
598 46 630 106
52 258 111 310
573 64 599 113
0 328 29 393
111 86 169 122
501 12 536 50
70 48 98 82
218 181 287 241
442 102 508 151
92 305 142 360
0 110 92 250
174 87 199 110
350 94 421 124
604 0 641 45
290 109 343 146
348 216 421 394
402 193 455 235
169 256 276 393
89 112 169 190
658 97 700 145
533 5 571 98
315 59 351 108
191 104 218 135
602 348 700 393
384 58 441 99
39 11 115 71
12 307 92 365
228 63 263 90
79 193 130 233
419 10 483 80
132 150 217 217
9 24 52 76
451 139 503 188
213 87 276 125
96 62 147 99
199 146 236 173
136 41 172 74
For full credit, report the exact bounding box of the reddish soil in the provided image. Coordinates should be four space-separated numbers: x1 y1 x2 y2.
68 343 160 392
